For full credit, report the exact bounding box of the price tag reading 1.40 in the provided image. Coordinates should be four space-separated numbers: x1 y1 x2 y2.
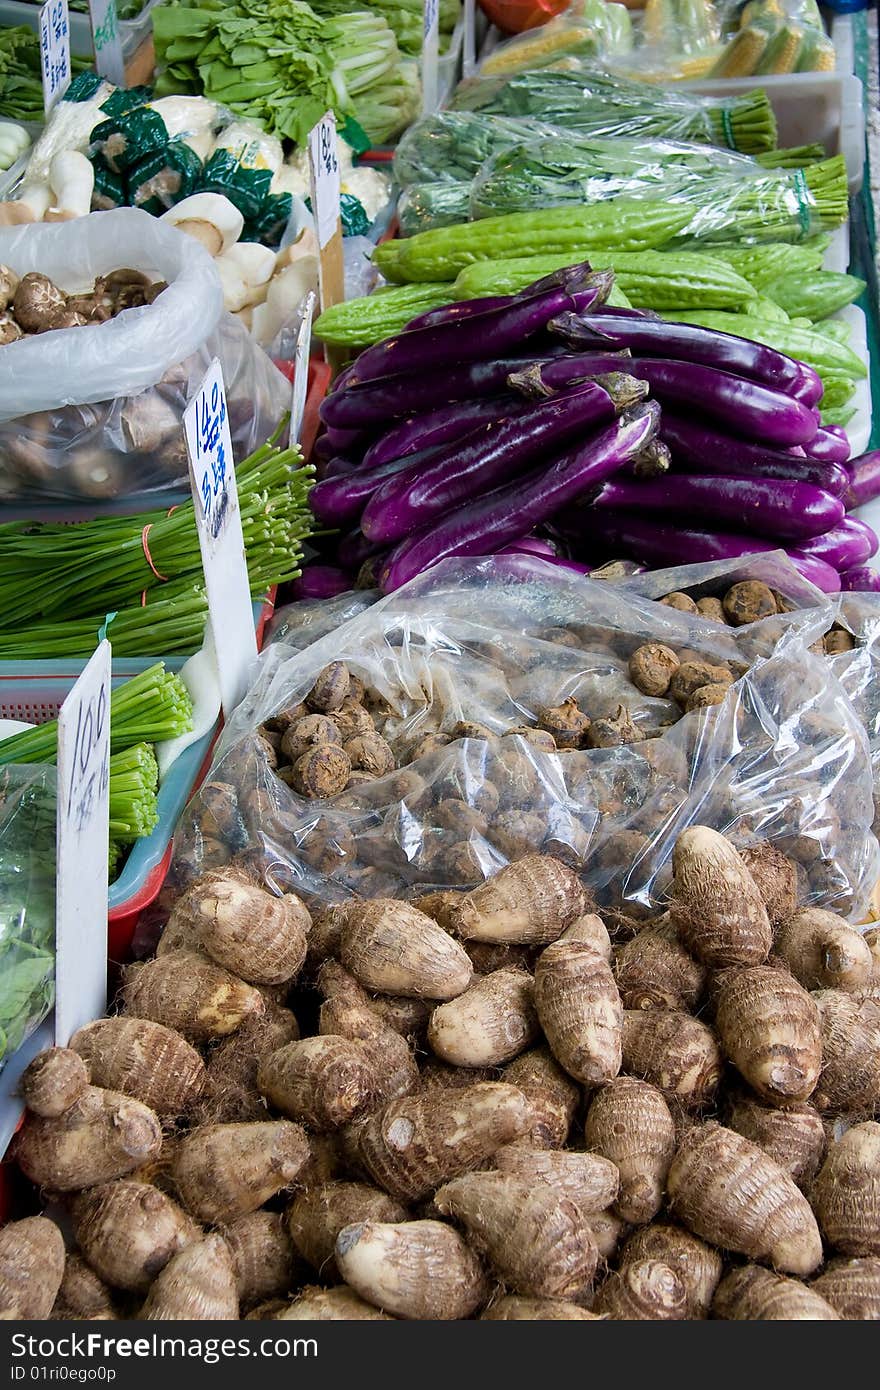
39 0 72 115
422 0 440 115
183 359 258 719
55 639 111 1045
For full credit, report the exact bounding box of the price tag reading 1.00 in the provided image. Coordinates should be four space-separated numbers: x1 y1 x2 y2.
422 0 440 114
56 639 111 1044
183 359 258 719
39 0 71 115
88 0 125 87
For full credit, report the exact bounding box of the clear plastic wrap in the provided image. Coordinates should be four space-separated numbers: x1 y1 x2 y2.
0 766 56 1072
449 66 778 155
168 555 878 923
0 209 291 503
466 135 831 244
393 112 557 188
478 3 633 76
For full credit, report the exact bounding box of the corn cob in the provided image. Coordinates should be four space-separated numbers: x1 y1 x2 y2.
710 27 768 77
755 24 804 75
797 28 837 72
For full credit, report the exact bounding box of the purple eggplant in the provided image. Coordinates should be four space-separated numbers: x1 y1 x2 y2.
590 473 844 541
379 403 660 593
406 261 601 332
321 455 360 480
585 510 842 593
323 424 372 455
839 565 880 592
803 426 851 464
792 516 879 572
362 376 648 545
844 450 880 510
498 536 558 558
288 565 352 600
336 528 385 570
362 394 515 470
549 311 823 406
348 274 612 388
658 415 850 497
310 439 459 526
518 355 819 447
320 354 567 430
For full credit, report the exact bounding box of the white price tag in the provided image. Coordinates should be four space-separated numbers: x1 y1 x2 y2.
463 0 477 78
39 0 72 115
88 0 125 87
308 113 341 252
422 0 440 114
55 640 111 1045
184 359 258 718
291 292 315 445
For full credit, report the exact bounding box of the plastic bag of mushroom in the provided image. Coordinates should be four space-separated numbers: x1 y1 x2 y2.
159 554 879 934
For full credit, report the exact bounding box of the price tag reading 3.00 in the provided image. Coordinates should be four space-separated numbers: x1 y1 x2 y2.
56 639 111 1044
39 0 71 114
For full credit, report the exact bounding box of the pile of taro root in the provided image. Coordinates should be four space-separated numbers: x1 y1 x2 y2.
2 820 880 1321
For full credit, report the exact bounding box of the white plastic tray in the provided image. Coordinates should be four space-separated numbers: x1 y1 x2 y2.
837 302 871 460
683 72 864 194
0 0 160 60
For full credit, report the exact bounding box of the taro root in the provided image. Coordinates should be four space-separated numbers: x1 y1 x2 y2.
810 1123 880 1256
696 596 727 624
586 704 645 748
534 936 622 1087
723 581 778 626
658 592 698 613
409 732 452 761
0 263 19 311
20 1047 89 1118
595 1259 688 1320
492 810 547 862
537 698 590 749
171 1121 310 1224
334 700 375 741
726 1094 825 1188
773 908 873 993
14 1086 162 1192
504 726 557 752
12 272 66 332
503 1045 580 1148
291 743 352 798
344 732 395 777
280 714 341 763
51 1255 117 1321
685 682 730 712
619 1225 722 1318
713 966 822 1106
713 1265 839 1320
434 799 488 839
287 1181 407 1280
0 313 22 344
824 627 855 655
738 843 798 928
811 1258 880 1320
306 663 350 712
668 661 733 708
451 720 494 740
72 1182 199 1294
141 1235 239 1321
264 701 308 733
812 991 880 1114
667 1122 823 1276
621 1010 722 1109
584 1078 675 1225
335 1220 489 1320
427 968 539 1068
628 643 680 697
670 825 772 968
0 1216 65 1319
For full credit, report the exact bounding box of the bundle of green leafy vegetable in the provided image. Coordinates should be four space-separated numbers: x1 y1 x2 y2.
309 0 460 56
0 26 87 122
450 66 777 154
153 0 415 144
0 767 55 1071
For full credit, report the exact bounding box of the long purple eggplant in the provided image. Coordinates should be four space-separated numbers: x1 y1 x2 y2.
349 272 613 387
839 565 880 592
336 528 385 570
549 310 823 406
309 439 464 526
498 536 558 558
657 415 850 497
792 516 879 572
362 393 515 470
515 355 819 447
406 260 600 331
320 354 562 430
845 450 880 510
803 426 851 464
321 455 359 480
288 565 352 600
582 510 842 592
590 473 844 542
362 376 650 545
379 403 660 593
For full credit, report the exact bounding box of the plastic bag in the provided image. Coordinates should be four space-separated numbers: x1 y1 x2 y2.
449 65 777 154
467 133 828 244
266 588 381 650
168 555 878 923
708 0 835 78
478 3 633 75
393 112 560 187
0 766 56 1072
0 209 291 502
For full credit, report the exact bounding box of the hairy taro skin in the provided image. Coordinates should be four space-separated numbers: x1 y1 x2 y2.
670 826 772 968
584 1078 676 1225
714 966 822 1105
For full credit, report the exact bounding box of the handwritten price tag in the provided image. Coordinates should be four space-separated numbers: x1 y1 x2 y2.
308 112 341 252
184 359 258 718
39 0 71 115
55 640 111 1044
422 0 440 114
291 292 315 444
88 0 125 86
